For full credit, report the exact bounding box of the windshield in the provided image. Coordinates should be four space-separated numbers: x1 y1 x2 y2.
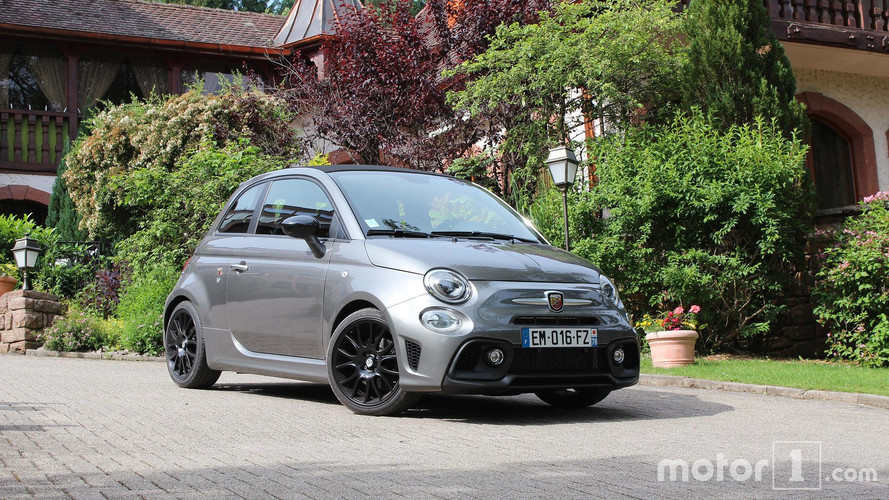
329 171 543 242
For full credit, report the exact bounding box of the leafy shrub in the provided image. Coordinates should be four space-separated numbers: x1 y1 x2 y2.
115 141 284 273
79 263 128 319
34 242 102 300
39 309 108 352
64 87 300 240
116 264 179 356
534 112 811 350
813 192 889 367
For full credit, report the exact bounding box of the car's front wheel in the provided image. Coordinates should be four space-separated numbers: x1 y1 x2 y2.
327 308 419 416
535 388 611 408
164 301 220 389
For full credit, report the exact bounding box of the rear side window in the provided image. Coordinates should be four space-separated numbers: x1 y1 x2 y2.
256 178 335 237
218 183 264 233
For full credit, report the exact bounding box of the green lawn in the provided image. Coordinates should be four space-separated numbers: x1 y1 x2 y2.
641 356 889 396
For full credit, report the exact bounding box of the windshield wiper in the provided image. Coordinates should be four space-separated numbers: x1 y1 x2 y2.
430 231 537 243
366 229 431 238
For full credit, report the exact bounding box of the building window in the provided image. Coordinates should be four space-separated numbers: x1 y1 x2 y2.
100 60 145 107
809 118 856 210
2 46 60 112
182 60 262 95
796 92 880 211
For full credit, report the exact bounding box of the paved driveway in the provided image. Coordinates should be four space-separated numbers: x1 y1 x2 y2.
1 355 886 499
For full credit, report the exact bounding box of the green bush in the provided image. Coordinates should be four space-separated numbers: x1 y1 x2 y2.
115 141 284 273
64 87 299 241
813 192 889 367
39 309 108 352
116 264 179 356
34 243 102 300
534 112 811 350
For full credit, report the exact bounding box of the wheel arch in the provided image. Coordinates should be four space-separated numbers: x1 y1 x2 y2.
330 299 379 337
164 294 194 331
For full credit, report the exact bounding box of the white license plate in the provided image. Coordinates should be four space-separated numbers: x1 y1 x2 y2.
521 327 598 348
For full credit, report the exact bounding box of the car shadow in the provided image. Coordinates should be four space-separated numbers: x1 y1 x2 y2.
211 382 734 424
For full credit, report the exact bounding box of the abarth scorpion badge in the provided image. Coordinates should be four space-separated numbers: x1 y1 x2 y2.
545 291 564 313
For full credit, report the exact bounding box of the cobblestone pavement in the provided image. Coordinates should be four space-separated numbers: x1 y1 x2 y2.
1 355 887 499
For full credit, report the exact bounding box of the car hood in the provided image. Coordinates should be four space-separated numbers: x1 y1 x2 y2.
363 239 602 283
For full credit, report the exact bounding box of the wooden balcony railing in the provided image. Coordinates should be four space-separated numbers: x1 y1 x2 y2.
677 1 889 52
0 109 74 173
770 1 889 33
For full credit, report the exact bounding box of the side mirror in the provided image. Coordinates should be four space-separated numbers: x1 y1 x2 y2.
281 215 326 259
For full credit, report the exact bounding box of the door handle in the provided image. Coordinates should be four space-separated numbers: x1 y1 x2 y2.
230 262 249 273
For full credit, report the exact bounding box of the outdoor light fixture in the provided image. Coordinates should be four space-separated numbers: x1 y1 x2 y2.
545 145 579 250
12 235 42 290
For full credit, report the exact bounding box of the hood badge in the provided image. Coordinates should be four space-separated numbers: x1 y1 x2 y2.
546 291 564 313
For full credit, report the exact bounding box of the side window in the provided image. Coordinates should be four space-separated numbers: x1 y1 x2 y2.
218 183 264 234
256 178 336 237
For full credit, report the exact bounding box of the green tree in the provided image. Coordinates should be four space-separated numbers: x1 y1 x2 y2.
447 0 685 209
531 112 811 350
46 142 88 242
365 0 426 16
680 0 808 138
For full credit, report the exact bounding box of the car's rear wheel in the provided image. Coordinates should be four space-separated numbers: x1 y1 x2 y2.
328 308 419 416
164 301 220 389
535 388 611 408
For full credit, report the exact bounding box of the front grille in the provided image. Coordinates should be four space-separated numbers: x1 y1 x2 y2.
512 316 600 326
405 340 421 371
510 347 602 374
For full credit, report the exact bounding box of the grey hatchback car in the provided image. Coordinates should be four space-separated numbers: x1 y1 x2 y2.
163 165 639 415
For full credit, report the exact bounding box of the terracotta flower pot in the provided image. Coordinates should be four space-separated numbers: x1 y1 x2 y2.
646 329 698 368
0 276 17 297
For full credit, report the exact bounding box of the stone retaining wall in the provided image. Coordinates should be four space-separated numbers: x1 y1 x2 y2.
0 290 64 354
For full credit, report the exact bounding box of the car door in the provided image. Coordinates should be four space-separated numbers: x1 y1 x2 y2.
226 177 341 359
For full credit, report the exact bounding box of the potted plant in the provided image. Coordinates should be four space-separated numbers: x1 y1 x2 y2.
637 305 701 368
0 262 19 296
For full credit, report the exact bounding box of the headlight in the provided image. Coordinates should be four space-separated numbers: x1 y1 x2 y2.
420 309 462 334
424 269 471 304
599 274 621 308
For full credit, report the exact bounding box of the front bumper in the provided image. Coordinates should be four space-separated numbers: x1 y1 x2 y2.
383 280 640 394
440 337 640 395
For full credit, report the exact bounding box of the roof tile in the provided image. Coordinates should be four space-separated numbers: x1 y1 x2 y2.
0 0 287 48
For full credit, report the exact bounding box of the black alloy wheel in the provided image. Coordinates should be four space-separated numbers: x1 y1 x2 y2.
328 308 419 415
164 301 220 389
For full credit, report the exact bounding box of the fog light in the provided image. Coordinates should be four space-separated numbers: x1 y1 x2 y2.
612 347 625 365
420 309 462 334
486 348 505 366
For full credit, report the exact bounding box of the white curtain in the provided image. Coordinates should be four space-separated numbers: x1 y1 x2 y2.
0 43 14 109
202 72 222 95
25 45 66 111
78 51 123 110
131 55 169 97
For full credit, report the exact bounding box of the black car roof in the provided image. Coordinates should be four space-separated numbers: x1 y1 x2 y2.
304 164 450 177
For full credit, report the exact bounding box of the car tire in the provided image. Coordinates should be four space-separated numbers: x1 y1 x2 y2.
164 301 221 389
327 308 420 416
535 388 611 408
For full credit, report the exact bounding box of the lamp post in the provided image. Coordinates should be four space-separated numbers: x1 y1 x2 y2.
545 145 579 251
12 235 42 291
